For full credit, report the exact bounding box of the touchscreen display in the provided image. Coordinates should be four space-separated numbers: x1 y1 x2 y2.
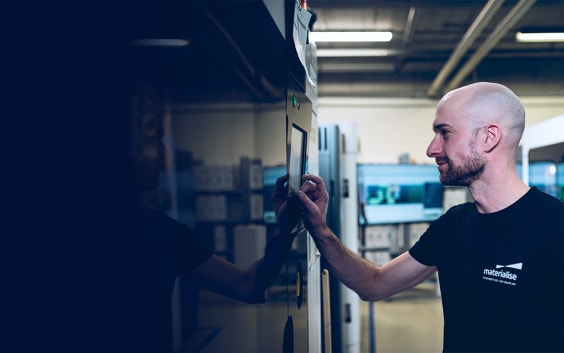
288 123 306 195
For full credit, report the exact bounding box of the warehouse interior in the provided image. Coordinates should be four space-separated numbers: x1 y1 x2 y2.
5 1 563 353
124 1 563 352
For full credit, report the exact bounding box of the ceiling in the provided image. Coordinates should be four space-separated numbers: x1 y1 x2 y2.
128 0 564 102
310 0 564 99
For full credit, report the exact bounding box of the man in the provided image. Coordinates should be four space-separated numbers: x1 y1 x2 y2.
295 82 564 352
131 84 299 352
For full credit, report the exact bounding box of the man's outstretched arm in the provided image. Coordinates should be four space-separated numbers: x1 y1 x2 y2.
296 174 436 301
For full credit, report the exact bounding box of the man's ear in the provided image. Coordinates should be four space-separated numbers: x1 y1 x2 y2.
483 124 501 153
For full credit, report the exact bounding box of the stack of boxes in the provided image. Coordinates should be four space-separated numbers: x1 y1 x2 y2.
363 225 396 266
193 157 264 222
362 222 431 267
193 157 266 266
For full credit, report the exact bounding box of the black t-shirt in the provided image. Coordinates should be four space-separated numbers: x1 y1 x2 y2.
409 187 564 352
135 207 213 352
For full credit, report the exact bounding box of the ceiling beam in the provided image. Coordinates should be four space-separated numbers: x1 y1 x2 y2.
402 6 418 48
427 0 504 97
443 0 537 94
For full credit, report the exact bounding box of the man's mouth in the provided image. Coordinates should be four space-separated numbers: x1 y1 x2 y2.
436 158 448 172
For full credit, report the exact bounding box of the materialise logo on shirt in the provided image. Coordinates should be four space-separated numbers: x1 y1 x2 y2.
495 263 522 270
482 263 523 286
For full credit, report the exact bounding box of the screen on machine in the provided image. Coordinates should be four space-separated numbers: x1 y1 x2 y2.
288 123 307 196
359 164 444 224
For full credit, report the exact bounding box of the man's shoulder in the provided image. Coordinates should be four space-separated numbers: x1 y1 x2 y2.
526 187 564 216
528 186 564 205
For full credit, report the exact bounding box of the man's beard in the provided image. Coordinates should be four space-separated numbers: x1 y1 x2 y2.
440 150 484 187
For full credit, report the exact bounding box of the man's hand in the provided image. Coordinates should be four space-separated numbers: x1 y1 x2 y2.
273 174 300 234
295 174 329 235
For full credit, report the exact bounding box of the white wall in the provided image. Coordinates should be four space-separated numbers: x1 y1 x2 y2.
171 102 286 166
169 96 563 167
318 96 564 164
253 103 287 166
172 104 255 165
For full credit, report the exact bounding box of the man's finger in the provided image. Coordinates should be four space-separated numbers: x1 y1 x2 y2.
299 180 317 193
302 174 324 185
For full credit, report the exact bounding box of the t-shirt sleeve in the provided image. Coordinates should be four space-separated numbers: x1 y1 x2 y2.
408 221 438 267
545 197 564 307
556 229 564 307
408 202 470 267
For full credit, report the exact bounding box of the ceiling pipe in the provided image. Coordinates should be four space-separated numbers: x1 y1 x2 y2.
427 0 504 97
402 6 418 48
444 0 537 94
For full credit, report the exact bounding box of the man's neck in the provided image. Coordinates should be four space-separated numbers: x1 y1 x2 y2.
469 174 530 214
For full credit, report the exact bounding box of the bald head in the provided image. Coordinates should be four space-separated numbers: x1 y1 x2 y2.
440 82 525 150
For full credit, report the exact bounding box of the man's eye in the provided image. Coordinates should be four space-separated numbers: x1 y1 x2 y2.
440 130 450 138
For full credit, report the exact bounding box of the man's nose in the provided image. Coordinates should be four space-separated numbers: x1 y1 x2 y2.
426 136 440 157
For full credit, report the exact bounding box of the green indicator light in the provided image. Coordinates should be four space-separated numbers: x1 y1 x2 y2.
292 95 297 107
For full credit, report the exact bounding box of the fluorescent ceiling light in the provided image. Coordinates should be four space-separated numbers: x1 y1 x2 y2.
319 62 395 72
129 39 191 47
310 31 392 42
515 32 564 42
316 49 392 57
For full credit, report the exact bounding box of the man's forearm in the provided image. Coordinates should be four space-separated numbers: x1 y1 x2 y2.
309 226 381 301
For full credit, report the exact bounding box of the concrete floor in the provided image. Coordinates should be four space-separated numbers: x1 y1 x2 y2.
190 282 443 353
361 283 443 353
